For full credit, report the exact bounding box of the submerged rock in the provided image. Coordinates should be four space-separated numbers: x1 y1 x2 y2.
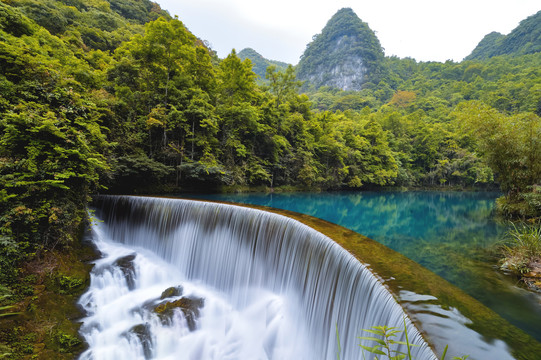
153 296 204 331
113 254 137 290
127 323 152 358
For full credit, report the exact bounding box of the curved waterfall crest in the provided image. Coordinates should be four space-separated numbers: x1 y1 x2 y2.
81 195 437 359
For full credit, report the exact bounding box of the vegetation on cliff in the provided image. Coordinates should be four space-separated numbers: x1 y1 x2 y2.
296 8 386 91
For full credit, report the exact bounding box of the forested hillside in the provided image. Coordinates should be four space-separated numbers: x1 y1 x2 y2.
0 1 540 356
296 8 386 91
466 10 541 60
0 0 169 278
238 47 288 82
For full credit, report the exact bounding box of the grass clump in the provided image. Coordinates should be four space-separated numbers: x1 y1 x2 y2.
500 223 541 276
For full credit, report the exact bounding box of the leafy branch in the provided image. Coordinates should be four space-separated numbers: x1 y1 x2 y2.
358 318 469 360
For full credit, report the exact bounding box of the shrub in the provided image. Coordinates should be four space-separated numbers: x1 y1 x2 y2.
500 223 541 275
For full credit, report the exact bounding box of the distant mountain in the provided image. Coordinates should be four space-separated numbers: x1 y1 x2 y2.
466 10 541 60
296 8 385 91
238 48 289 81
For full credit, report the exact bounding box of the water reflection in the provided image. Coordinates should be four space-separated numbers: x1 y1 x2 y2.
399 290 514 360
189 191 541 342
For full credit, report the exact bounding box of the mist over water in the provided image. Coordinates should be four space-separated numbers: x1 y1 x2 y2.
79 196 436 360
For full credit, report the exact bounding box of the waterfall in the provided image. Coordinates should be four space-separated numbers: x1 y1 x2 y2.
79 196 437 360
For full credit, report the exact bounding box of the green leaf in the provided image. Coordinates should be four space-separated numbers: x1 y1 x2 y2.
363 328 385 335
336 323 341 360
0 304 21 317
359 344 386 356
388 340 409 346
358 336 386 345
441 344 449 360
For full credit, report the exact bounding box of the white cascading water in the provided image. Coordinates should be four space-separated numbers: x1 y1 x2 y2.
79 196 437 360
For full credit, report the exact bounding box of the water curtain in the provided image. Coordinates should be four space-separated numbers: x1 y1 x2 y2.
80 196 436 359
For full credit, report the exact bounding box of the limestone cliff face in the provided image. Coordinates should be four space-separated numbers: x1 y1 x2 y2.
296 8 385 91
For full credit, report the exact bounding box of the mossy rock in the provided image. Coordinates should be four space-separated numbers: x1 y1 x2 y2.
160 286 183 300
153 296 204 331
0 237 98 360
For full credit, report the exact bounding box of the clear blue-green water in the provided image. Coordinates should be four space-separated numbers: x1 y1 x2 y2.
188 191 541 342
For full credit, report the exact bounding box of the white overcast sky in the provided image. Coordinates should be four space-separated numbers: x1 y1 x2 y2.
156 0 540 64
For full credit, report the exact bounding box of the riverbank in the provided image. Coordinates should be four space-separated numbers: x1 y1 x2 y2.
500 223 541 293
208 184 499 194
0 232 97 359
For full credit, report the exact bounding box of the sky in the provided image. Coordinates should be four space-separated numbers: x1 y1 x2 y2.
156 0 540 64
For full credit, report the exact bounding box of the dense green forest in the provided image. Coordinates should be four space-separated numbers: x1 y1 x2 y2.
0 1 540 357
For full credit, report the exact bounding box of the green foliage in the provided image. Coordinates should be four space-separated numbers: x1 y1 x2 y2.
0 343 13 359
6 0 165 53
296 8 386 91
0 236 21 286
0 99 109 248
109 0 169 24
0 295 21 318
238 47 289 83
453 101 541 195
57 275 84 294
466 10 541 60
500 223 541 275
0 2 34 37
110 154 173 193
358 321 469 360
465 32 505 61
359 325 411 360
55 331 81 353
497 190 541 220
0 1 112 265
265 64 301 105
3 0 537 200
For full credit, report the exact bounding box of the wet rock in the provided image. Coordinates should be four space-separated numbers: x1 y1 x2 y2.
128 323 152 358
160 286 183 300
136 285 183 314
523 258 541 293
113 254 137 290
153 296 204 331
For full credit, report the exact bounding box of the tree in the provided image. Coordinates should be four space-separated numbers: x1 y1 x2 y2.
265 64 301 106
0 99 108 250
453 101 541 195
